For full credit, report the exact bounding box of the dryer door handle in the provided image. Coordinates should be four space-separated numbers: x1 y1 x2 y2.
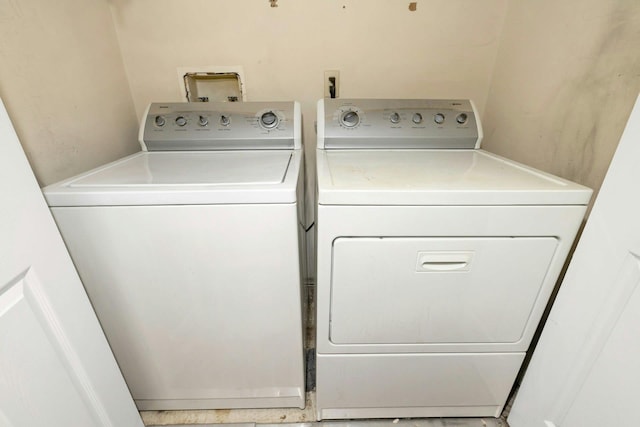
421 261 469 271
416 251 474 272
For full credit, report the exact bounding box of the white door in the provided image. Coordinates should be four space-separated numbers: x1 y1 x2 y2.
508 94 640 427
0 98 143 427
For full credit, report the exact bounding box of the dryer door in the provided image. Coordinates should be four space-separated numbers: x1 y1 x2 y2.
329 237 558 345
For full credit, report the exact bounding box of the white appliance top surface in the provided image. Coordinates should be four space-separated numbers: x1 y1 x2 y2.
44 150 302 206
70 151 290 186
316 149 592 205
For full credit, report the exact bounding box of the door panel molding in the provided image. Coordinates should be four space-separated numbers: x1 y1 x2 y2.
549 252 640 424
1 266 119 427
18 267 117 427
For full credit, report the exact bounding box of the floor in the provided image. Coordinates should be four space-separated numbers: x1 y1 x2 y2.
143 413 507 427
141 393 317 425
140 285 511 427
146 418 508 427
141 392 509 426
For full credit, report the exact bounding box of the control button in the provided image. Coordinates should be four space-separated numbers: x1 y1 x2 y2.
390 112 400 124
260 111 279 129
154 115 166 127
220 115 230 126
340 110 360 128
198 115 208 127
412 113 423 124
456 113 468 124
434 113 445 125
175 116 187 127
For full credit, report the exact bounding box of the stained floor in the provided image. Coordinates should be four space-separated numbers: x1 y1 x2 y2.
144 418 507 427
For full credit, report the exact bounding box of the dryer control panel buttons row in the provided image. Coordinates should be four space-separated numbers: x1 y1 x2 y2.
335 107 470 129
142 102 297 151
353 109 464 126
323 99 480 149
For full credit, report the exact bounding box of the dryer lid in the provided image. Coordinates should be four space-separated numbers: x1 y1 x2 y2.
43 150 302 206
316 149 592 206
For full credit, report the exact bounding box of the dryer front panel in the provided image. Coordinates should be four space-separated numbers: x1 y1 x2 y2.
329 237 558 345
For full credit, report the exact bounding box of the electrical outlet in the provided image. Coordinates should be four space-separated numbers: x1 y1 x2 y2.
324 70 340 99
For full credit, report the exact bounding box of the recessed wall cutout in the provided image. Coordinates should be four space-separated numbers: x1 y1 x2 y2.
269 0 278 7
177 66 246 103
409 2 417 11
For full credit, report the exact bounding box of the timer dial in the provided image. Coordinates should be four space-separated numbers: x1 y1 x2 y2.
260 111 279 129
340 110 360 128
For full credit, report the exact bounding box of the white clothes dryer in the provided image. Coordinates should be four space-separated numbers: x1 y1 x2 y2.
44 101 306 410
314 99 592 420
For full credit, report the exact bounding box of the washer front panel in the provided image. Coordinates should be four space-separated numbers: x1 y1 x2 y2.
51 203 305 409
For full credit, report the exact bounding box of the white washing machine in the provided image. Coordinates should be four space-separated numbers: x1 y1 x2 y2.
314 99 592 420
43 101 306 410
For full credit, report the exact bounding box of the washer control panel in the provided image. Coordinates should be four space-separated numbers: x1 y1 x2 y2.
321 99 481 149
141 102 297 151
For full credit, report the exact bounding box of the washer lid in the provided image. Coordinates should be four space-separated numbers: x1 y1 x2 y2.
316 149 592 206
44 150 301 206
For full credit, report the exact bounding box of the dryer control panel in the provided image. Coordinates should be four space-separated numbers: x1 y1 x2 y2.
141 101 301 151
318 99 482 149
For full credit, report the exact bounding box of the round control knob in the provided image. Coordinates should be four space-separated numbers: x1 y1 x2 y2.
456 113 468 124
220 115 230 126
260 111 279 129
340 110 360 128
412 113 423 124
175 116 187 127
434 113 445 125
154 115 166 127
198 115 209 127
390 112 400 124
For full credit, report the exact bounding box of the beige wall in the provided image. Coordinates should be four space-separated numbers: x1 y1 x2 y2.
482 0 640 198
109 0 508 143
0 0 139 186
